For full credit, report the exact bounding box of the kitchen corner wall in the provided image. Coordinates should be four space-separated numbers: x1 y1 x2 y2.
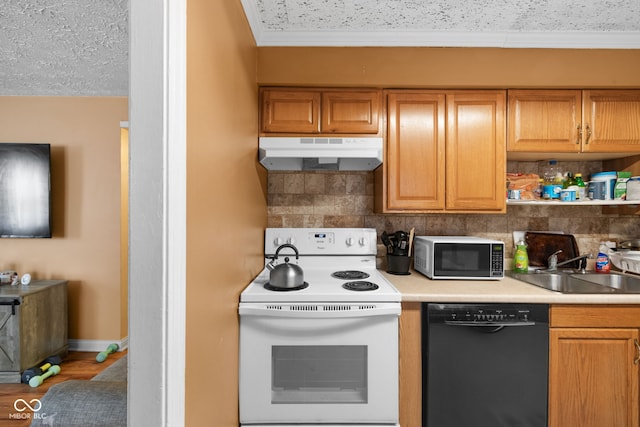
267 161 640 266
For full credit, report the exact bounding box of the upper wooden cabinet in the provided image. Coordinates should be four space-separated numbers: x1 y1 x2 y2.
508 89 640 154
384 91 446 211
260 89 320 133
378 90 506 213
321 90 381 134
508 90 581 152
549 305 640 427
584 90 640 152
446 92 506 211
260 88 381 135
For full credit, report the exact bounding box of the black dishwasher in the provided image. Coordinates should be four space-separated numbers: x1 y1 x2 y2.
423 303 549 427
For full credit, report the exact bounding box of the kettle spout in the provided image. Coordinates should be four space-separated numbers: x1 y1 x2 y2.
266 258 276 271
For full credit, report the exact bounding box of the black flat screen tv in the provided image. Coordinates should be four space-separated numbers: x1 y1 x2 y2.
0 143 52 238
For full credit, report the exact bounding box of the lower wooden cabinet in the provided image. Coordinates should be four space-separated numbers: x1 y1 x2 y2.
399 302 422 427
549 305 640 427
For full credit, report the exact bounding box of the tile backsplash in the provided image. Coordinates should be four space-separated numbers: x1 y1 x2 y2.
267 161 639 267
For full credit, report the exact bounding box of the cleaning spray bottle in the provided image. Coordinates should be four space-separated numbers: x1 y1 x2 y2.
595 242 610 274
514 240 529 273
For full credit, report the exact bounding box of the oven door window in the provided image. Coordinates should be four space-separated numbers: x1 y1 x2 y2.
272 345 367 404
435 243 490 277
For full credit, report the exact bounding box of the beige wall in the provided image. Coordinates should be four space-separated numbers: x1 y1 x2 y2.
0 96 128 341
185 0 266 426
257 47 640 88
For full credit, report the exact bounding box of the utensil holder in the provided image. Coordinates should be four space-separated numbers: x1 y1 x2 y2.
387 254 411 275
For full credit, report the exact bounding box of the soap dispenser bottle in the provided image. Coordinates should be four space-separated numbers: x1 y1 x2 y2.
514 240 529 273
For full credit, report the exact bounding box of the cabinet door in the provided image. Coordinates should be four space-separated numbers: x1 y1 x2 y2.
260 89 320 133
549 328 640 427
386 91 445 211
321 90 380 134
583 90 640 153
507 89 581 152
399 302 422 427
0 303 19 371
446 91 506 211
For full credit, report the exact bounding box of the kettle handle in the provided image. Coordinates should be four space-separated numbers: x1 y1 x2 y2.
274 243 299 261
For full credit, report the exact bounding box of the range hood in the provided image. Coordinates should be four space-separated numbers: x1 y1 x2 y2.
259 137 383 171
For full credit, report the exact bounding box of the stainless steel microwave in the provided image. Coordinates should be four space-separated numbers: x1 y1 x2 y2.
414 236 505 280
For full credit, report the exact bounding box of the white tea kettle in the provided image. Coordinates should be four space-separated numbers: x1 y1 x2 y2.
266 244 305 289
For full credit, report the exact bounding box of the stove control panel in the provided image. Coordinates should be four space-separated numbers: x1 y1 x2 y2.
266 228 378 256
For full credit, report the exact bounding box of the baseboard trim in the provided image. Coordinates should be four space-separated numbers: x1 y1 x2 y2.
68 337 129 352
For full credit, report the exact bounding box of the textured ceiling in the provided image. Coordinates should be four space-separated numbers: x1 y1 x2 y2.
0 0 128 96
2 1 640 97
242 0 640 48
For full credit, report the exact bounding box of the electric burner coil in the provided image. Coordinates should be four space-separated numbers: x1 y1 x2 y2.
264 282 309 291
331 270 371 280
342 281 379 291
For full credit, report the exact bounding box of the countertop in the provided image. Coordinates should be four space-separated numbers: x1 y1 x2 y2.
381 269 640 304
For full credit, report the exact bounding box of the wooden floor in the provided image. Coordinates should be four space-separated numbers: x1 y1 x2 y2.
0 350 127 427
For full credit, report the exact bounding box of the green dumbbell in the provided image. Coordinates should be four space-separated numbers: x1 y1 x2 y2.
96 343 119 362
29 365 61 388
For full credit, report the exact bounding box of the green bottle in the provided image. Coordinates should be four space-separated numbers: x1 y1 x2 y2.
574 173 586 199
562 172 576 189
514 240 529 273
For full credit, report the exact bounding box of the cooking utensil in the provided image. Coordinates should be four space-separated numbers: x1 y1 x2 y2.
381 231 393 254
266 244 304 289
394 231 408 249
388 230 409 256
408 227 415 256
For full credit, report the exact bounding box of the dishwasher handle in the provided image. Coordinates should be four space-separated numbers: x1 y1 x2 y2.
443 320 537 333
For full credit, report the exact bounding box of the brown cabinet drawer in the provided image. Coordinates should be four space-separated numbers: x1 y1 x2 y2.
550 304 640 328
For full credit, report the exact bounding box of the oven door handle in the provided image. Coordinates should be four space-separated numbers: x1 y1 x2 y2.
239 303 401 318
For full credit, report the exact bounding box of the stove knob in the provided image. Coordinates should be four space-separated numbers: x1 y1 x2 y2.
287 237 296 245
346 237 355 246
274 237 283 246
359 237 368 247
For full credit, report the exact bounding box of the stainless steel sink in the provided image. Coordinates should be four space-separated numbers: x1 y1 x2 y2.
574 273 640 293
508 271 640 294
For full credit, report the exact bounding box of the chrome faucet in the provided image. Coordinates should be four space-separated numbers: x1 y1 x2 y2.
545 250 593 273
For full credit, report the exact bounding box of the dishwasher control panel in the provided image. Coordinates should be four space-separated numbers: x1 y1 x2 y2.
427 303 549 324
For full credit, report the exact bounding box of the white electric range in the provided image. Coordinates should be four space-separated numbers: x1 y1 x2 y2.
239 228 401 427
